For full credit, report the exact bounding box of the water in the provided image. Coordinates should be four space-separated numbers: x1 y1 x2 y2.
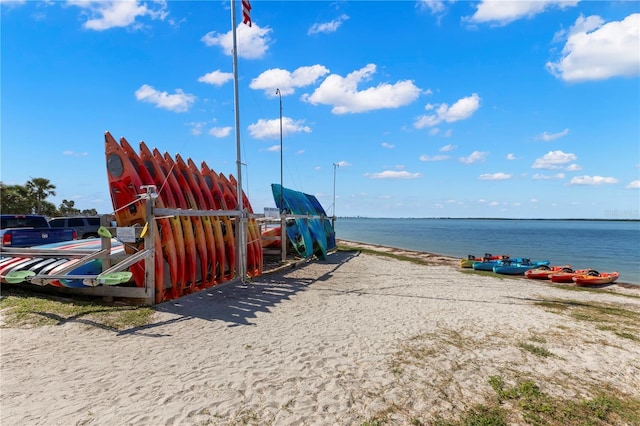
334 218 640 285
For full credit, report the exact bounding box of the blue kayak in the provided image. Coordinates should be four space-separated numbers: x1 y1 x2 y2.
493 259 550 275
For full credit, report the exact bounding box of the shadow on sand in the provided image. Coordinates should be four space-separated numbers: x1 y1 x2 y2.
144 250 359 330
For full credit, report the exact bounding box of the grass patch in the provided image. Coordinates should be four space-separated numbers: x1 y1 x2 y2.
534 298 640 342
432 405 508 426
338 244 431 266
484 376 640 426
0 286 155 330
517 342 554 358
552 284 640 300
459 269 510 280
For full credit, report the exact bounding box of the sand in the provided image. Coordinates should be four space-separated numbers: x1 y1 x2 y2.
1 242 639 425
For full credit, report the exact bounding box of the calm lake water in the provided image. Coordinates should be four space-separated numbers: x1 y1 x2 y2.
334 218 640 285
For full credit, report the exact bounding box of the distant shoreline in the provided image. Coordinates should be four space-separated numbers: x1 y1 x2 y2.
336 217 640 222
337 239 640 290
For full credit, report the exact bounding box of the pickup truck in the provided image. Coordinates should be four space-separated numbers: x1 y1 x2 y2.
1 214 77 247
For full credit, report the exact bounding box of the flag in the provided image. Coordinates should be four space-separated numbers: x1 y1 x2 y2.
242 0 252 27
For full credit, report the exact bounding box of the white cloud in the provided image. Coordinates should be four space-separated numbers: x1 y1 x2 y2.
440 144 457 152
532 173 565 180
414 93 481 128
134 84 195 112
201 22 271 60
536 128 569 141
250 65 330 97
66 0 168 31
627 180 640 189
308 14 349 35
478 172 511 180
381 142 394 149
531 150 577 170
302 64 421 114
62 150 88 157
569 175 618 185
506 153 518 160
0 0 27 7
465 0 579 26
208 127 232 138
365 170 422 179
566 164 582 171
198 70 233 86
188 121 206 135
418 0 447 14
546 14 640 82
247 117 312 139
419 154 449 162
459 151 488 165
334 161 351 167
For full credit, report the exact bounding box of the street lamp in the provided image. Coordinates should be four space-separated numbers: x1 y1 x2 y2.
276 88 283 212
332 162 339 221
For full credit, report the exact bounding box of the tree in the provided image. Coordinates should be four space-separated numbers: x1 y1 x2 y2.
25 178 57 214
40 201 58 217
59 199 81 216
0 182 34 214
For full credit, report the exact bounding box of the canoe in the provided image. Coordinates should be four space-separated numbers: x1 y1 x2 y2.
525 265 571 280
493 259 551 275
572 271 620 286
549 267 589 283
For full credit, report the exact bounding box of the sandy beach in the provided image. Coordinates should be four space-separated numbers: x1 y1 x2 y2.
2 242 639 425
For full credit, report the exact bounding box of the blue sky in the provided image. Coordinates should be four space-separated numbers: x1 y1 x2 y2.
1 0 639 219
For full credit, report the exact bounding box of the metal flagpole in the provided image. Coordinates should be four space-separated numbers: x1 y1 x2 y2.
231 0 246 281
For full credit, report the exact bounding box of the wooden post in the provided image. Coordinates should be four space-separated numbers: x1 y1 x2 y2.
144 192 156 305
100 214 112 271
280 215 287 262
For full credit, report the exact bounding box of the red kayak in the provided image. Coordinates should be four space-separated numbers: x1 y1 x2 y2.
525 265 571 280
261 226 281 249
460 253 508 268
549 267 589 283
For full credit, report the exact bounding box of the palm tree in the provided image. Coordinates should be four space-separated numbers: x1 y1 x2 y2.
0 182 33 213
26 177 56 214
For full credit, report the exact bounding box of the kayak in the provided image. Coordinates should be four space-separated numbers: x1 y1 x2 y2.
549 267 589 283
472 257 528 271
572 271 620 286
525 265 571 280
460 253 507 268
493 259 550 275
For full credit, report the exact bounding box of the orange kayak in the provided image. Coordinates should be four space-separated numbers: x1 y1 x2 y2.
572 271 620 286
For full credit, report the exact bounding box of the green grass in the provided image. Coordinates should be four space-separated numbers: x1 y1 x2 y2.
363 376 640 426
338 245 433 266
534 298 640 342
484 376 640 426
517 342 554 358
0 286 155 330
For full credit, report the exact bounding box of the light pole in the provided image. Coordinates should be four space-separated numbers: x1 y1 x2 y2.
332 162 339 223
276 88 283 212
